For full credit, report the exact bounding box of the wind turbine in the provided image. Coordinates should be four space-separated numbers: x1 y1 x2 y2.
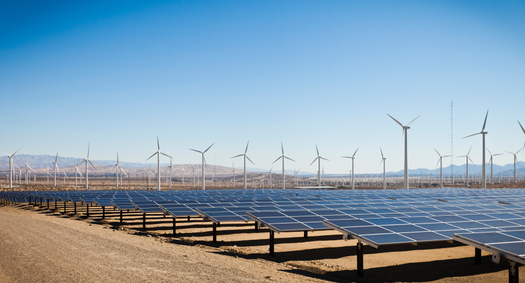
52 152 59 187
380 148 387 190
75 163 83 186
4 148 21 189
189 162 196 188
232 141 254 189
231 162 236 188
115 152 126 188
342 148 359 190
272 142 295 189
507 148 522 184
487 149 502 185
458 146 474 187
167 158 173 188
79 143 96 189
309 145 329 187
268 167 273 188
519 121 525 150
146 137 172 191
434 148 451 189
387 114 420 189
62 172 68 184
463 110 489 188
189 143 214 190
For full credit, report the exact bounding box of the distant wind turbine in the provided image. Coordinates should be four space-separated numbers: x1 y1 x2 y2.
75 163 83 186
189 143 214 190
507 148 522 184
52 152 59 187
309 145 329 187
146 137 172 191
231 162 236 188
458 146 474 187
79 143 96 189
387 114 420 189
342 148 359 190
189 162 196 188
272 142 295 189
463 110 489 188
232 141 254 189
434 148 451 189
268 167 273 188
487 149 502 185
380 148 387 190
4 148 21 189
519 121 525 151
115 152 127 188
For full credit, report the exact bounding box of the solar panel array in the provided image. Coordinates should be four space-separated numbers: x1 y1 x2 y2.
454 230 525 265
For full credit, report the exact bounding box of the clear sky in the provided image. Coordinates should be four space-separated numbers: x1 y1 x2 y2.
1 0 524 174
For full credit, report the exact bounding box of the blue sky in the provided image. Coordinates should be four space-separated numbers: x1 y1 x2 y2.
1 0 524 174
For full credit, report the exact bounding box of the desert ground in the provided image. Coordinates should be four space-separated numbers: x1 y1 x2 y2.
2 184 525 282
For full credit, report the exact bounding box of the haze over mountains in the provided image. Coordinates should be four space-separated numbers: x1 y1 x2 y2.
0 154 523 177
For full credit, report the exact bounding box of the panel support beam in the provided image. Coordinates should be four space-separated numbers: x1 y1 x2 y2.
509 261 520 283
269 230 275 256
475 248 481 265
213 222 217 243
143 213 146 229
172 217 177 236
357 241 364 277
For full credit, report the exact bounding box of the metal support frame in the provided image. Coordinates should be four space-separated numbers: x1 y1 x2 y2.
509 261 520 283
63 202 66 213
172 217 177 236
54 200 57 210
102 206 105 219
46 199 49 209
254 221 258 231
212 222 217 243
40 197 42 207
120 210 123 224
357 241 364 277
269 231 275 256
74 202 77 215
86 203 89 217
304 231 308 238
475 248 481 265
143 213 146 229
187 215 190 221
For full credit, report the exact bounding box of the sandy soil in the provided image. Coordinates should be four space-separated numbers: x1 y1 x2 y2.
1 201 524 282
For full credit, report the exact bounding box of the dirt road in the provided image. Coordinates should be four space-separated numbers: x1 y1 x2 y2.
0 205 328 283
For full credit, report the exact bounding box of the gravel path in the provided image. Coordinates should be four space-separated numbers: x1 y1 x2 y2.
0 205 329 283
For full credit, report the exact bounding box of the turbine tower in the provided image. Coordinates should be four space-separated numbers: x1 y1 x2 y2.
463 110 489 188
309 145 329 187
387 114 420 189
232 141 254 189
380 148 387 190
487 149 502 185
4 148 21 189
507 148 522 184
189 143 214 190
272 142 295 189
52 152 59 187
434 148 451 189
146 137 172 191
79 143 95 189
458 146 474 187
342 148 359 190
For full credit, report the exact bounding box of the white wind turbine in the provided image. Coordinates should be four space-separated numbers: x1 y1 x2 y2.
463 110 489 188
75 163 83 186
487 149 502 185
507 148 522 184
52 152 59 187
519 121 525 150
458 146 474 187
115 153 127 188
380 148 387 190
62 172 68 184
79 143 96 189
189 143 214 190
309 145 329 187
232 141 254 189
434 148 451 189
272 142 295 189
167 158 173 188
268 167 273 188
146 137 172 191
189 162 196 188
342 148 359 190
4 148 21 189
46 170 51 184
387 114 420 189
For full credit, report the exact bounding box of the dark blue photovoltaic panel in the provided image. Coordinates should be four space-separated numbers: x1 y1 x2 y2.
283 210 316 217
417 223 459 231
250 211 284 218
437 230 468 238
449 221 490 229
261 216 298 224
398 217 439 224
478 220 520 228
272 222 311 231
492 242 525 256
501 230 525 240
365 218 408 226
383 224 427 233
401 231 449 242
345 226 392 235
487 213 521 220
304 222 330 229
292 216 326 222
328 219 372 228
460 214 497 221
364 233 415 245
430 215 469 222
457 232 520 243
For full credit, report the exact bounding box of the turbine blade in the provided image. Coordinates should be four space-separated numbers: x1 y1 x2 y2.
281 142 284 154
481 110 489 132
245 155 255 165
88 160 95 169
309 158 318 166
320 157 329 161
316 144 319 156
203 143 214 153
434 148 440 157
387 113 403 127
519 120 525 134
380 148 384 159
406 115 420 126
189 148 202 153
12 147 22 157
468 146 473 156
87 142 90 158
146 152 158 161
245 141 249 154
463 132 480 139
160 152 172 159
285 156 295 162
272 156 282 164
352 147 359 157
157 136 160 150
231 154 243 158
